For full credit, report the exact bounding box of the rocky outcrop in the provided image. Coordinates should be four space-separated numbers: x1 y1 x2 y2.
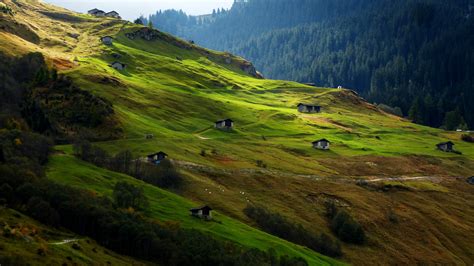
125 27 161 41
240 61 264 79
125 27 193 51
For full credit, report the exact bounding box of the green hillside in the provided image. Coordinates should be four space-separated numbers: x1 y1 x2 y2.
1 0 474 264
47 149 339 265
0 208 146 265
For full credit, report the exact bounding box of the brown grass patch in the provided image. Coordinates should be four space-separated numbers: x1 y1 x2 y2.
52 57 74 70
317 155 449 177
304 116 353 132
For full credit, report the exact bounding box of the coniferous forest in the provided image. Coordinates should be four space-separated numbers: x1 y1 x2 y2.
145 0 474 129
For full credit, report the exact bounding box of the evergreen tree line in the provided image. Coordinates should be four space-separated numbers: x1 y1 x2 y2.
146 0 474 129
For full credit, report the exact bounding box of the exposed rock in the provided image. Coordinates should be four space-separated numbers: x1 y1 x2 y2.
67 32 79 39
125 27 161 41
240 62 256 76
125 27 193 51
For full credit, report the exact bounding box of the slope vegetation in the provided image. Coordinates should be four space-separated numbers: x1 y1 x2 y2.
1 0 473 264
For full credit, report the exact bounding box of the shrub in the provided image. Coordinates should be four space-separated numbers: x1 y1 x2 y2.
0 3 13 14
377 103 403 117
26 197 60 227
330 210 365 244
244 205 342 257
113 181 148 210
256 160 267 168
461 134 474 143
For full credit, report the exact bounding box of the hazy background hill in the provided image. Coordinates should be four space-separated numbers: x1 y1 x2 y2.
144 0 474 130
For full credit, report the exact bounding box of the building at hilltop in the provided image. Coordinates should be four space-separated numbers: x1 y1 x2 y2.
215 119 234 130
436 141 454 152
88 8 105 16
297 103 321 113
190 205 213 220
313 139 330 150
105 11 121 19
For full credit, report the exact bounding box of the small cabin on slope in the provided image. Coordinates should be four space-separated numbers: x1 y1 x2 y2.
147 151 168 164
313 139 330 150
88 8 105 16
105 11 121 19
297 103 321 113
100 36 113 45
110 61 126 70
436 141 454 152
215 119 234 130
190 205 213 220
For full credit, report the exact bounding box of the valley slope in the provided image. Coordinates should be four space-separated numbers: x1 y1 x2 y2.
1 0 473 265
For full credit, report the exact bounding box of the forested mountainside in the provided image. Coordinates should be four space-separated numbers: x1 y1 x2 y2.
145 0 474 129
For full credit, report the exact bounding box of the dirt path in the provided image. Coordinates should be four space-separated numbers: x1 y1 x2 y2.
365 176 441 182
50 238 80 245
172 159 461 184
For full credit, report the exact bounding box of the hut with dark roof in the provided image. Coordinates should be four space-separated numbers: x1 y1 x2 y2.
215 118 234 130
190 205 213 220
297 103 321 113
436 141 454 152
312 139 330 150
147 151 168 164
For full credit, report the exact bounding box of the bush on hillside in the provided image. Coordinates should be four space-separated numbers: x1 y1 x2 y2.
325 200 365 244
461 134 474 143
244 205 342 257
0 3 13 14
26 197 60 227
0 130 53 188
22 75 119 142
113 181 148 210
377 103 403 117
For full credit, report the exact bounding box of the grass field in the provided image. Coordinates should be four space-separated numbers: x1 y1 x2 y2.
0 207 146 265
47 151 341 266
1 0 474 264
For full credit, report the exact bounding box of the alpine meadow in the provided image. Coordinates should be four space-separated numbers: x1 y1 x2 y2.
0 0 473 265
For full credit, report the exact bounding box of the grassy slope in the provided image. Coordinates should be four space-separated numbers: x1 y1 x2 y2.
1 0 474 264
0 208 146 265
47 151 340 266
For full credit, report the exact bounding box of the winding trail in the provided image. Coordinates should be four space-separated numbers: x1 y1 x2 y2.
50 238 80 245
172 159 462 183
